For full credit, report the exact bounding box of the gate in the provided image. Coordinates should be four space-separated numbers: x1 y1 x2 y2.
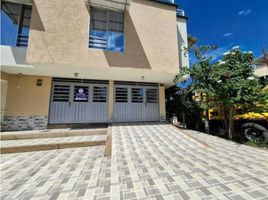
114 84 159 122
49 81 108 124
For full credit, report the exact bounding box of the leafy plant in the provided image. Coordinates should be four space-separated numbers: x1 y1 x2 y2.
175 45 267 140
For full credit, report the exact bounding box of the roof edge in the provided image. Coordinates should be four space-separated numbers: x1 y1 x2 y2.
149 0 178 8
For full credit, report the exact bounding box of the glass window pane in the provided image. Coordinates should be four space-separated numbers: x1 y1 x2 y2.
108 11 124 32
89 30 107 49
107 31 124 52
1 2 20 46
89 7 124 52
1 2 32 47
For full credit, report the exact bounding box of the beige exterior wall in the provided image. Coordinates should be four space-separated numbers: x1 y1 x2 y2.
1 72 10 81
27 0 179 74
1 72 10 123
159 84 166 120
3 73 52 116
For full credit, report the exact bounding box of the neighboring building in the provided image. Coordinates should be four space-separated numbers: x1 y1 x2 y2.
0 0 190 131
253 52 268 87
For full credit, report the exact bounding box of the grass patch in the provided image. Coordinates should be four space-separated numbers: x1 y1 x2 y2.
244 141 268 148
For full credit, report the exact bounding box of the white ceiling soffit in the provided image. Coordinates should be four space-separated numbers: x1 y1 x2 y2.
88 0 132 11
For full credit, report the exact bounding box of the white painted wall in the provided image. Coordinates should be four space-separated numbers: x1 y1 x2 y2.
254 64 268 77
177 17 190 69
0 45 29 67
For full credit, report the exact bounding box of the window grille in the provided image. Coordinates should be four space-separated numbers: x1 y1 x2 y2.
131 88 143 103
93 86 107 102
146 89 158 103
53 85 70 102
115 87 128 103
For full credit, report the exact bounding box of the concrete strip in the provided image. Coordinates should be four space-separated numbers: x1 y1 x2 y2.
1 129 107 140
104 125 112 157
1 140 106 154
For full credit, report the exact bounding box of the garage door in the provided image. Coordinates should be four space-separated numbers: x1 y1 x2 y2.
49 81 108 124
114 84 160 122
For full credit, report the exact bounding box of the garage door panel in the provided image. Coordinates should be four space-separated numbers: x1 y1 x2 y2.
114 103 127 122
49 102 73 124
92 103 108 122
114 85 160 122
49 81 108 124
145 103 159 121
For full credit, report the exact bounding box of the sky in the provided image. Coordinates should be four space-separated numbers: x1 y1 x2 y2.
179 0 268 64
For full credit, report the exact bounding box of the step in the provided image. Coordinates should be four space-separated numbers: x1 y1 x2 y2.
1 135 106 154
0 128 107 140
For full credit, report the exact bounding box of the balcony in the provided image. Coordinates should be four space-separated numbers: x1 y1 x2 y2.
1 2 32 47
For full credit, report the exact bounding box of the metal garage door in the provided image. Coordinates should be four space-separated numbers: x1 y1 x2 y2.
49 81 108 124
114 84 160 122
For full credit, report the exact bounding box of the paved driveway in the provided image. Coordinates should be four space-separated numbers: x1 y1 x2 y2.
1 123 268 200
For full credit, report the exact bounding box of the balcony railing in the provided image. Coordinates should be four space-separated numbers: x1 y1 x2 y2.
16 34 29 47
89 35 107 50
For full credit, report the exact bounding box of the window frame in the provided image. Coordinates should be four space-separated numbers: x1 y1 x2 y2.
89 7 125 52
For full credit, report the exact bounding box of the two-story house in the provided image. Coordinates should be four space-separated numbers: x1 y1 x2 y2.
0 0 190 131
253 52 268 86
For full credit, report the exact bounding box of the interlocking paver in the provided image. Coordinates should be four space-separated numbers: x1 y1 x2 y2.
1 123 268 200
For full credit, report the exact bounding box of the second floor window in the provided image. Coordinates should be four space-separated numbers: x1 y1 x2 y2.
89 7 124 52
1 2 32 47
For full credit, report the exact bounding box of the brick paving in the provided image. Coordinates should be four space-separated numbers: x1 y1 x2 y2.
1 123 268 200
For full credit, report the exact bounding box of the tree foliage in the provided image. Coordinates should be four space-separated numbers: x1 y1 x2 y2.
166 86 203 130
175 45 267 140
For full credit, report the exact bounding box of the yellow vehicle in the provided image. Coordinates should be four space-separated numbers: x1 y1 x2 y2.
208 103 268 142
208 53 268 142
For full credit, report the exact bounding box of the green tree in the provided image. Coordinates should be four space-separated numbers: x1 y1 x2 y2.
175 46 266 140
175 45 217 133
211 47 266 139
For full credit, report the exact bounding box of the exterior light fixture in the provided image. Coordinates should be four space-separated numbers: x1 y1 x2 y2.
37 79 42 86
141 76 145 80
74 73 79 78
